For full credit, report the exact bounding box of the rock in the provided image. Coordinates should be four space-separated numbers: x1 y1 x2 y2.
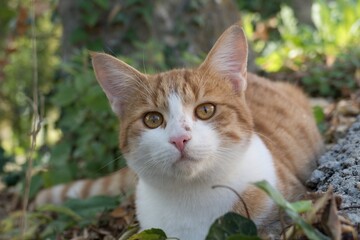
307 116 360 226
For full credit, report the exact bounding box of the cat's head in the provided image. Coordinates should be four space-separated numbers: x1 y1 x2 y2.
92 25 253 184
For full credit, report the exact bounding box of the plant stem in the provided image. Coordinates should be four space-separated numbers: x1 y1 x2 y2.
21 0 42 237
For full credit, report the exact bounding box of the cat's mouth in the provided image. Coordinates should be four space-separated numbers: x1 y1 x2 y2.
175 152 198 163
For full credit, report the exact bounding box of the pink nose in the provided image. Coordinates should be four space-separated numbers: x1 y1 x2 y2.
170 135 191 152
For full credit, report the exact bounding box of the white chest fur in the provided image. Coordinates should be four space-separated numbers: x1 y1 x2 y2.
135 134 277 240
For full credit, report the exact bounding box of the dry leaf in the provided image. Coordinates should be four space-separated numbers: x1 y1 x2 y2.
322 193 341 240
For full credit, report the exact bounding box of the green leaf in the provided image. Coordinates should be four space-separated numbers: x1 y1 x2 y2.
83 11 100 27
63 195 120 221
40 219 71 238
227 234 261 240
129 228 167 240
28 174 44 199
70 28 88 44
313 106 325 125
42 166 73 187
206 212 257 240
49 141 71 166
51 83 78 107
254 181 291 210
94 0 109 9
290 200 312 213
37 204 82 222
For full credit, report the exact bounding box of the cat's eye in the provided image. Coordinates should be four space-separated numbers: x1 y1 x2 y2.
195 103 216 120
143 112 163 129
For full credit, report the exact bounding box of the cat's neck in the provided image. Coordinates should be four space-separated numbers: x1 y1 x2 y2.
139 133 277 194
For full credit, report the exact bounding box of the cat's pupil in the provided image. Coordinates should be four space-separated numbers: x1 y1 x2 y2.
195 103 215 120
150 115 159 123
143 112 163 128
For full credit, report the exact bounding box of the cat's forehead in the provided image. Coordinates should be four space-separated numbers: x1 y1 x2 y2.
145 69 233 106
153 69 199 93
146 69 201 107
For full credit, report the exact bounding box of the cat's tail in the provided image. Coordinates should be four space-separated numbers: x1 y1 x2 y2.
34 167 137 207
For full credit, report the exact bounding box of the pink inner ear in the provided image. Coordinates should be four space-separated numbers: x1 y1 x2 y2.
228 73 247 92
218 51 247 91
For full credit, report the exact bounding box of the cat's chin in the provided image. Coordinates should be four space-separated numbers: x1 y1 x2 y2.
170 154 207 180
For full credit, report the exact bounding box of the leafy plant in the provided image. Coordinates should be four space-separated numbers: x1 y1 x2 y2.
255 0 360 72
244 0 360 98
43 50 122 186
0 195 121 239
235 0 288 19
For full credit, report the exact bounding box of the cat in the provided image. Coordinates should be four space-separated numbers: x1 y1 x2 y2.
35 24 324 239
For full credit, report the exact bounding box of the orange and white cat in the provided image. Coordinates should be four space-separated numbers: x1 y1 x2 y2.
36 25 323 239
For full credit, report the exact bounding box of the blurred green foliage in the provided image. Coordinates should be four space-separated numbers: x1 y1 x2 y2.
46 51 121 184
0 1 17 53
236 0 288 19
244 0 360 97
70 0 153 52
0 1 60 192
0 195 120 239
0 1 59 152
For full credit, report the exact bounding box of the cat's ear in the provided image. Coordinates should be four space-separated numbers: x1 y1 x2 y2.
91 52 145 117
199 25 248 92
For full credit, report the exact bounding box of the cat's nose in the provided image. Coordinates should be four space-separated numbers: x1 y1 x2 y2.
170 134 191 152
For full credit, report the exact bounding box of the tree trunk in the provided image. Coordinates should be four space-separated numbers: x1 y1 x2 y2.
289 0 313 26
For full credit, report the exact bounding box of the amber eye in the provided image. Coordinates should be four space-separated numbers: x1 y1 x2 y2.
143 112 163 129
195 103 216 120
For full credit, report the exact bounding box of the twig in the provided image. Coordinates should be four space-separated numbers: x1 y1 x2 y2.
21 0 42 236
340 205 360 210
279 209 295 240
212 185 251 220
279 209 287 240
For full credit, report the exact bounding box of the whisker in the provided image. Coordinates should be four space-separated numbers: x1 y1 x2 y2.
99 154 124 171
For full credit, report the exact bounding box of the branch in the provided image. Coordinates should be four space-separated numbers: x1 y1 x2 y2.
212 184 251 220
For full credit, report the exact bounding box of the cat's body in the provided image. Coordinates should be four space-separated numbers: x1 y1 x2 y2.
35 25 323 239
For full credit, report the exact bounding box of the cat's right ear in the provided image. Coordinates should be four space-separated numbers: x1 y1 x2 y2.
199 25 248 92
91 52 145 117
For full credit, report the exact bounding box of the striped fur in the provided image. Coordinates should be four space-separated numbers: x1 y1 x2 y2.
35 25 324 238
35 168 136 206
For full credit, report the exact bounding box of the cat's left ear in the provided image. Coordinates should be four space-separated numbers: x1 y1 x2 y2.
91 52 146 117
199 25 248 92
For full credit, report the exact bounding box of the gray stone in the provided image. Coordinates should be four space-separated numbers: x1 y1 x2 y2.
307 116 360 225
